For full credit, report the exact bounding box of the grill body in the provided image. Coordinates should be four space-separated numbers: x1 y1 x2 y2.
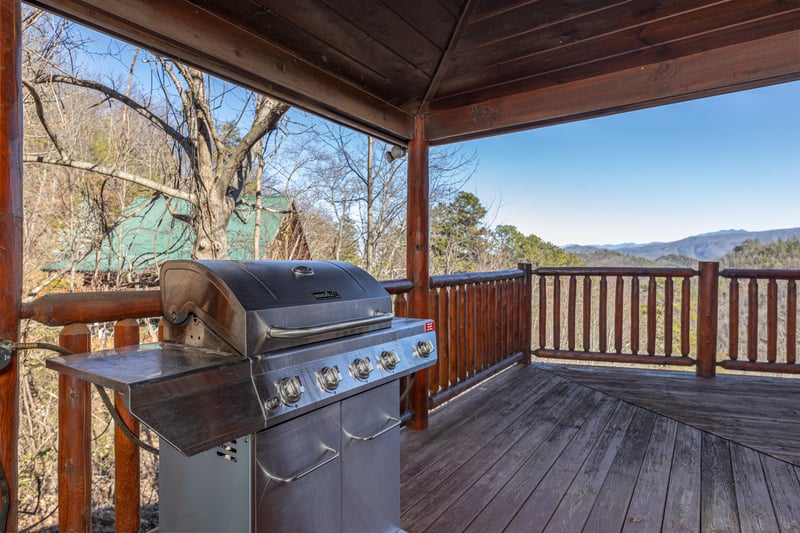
46 260 437 532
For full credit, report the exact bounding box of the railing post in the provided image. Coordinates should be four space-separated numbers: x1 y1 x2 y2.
114 319 141 533
406 116 431 430
0 2 23 529
697 261 719 377
518 263 532 364
58 324 92 532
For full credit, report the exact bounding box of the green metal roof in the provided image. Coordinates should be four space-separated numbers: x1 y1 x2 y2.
47 195 293 273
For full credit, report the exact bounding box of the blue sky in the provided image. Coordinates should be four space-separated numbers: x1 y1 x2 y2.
463 80 800 247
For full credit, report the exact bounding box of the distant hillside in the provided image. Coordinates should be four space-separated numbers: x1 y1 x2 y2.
719 237 800 269
566 247 697 268
566 227 800 261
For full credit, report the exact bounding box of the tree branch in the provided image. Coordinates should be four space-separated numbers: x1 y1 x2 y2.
23 155 198 204
22 80 68 160
222 97 289 186
33 73 192 153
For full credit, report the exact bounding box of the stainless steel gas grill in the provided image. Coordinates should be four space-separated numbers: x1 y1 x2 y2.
46 260 437 533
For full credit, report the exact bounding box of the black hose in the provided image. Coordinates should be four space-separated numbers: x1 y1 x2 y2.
399 374 415 403
93 384 158 455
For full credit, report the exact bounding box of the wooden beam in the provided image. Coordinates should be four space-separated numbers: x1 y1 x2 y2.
27 0 415 145
425 30 800 144
0 2 22 529
406 116 431 430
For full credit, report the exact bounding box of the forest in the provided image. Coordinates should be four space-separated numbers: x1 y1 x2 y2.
14 8 799 532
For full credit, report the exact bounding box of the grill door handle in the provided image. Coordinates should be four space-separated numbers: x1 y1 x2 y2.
265 312 393 339
258 446 339 484
343 416 401 441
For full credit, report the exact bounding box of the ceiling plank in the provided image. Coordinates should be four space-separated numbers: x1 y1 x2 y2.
28 0 416 144
439 3 799 101
425 30 800 144
417 0 476 114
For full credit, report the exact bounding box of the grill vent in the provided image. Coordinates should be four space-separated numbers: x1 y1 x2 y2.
216 440 238 462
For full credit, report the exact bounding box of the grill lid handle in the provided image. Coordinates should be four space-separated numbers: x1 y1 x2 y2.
264 312 393 340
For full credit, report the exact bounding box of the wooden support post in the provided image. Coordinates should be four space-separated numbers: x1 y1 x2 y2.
0 2 22 529
59 324 92 532
518 263 532 364
696 261 719 378
406 116 430 430
114 319 141 533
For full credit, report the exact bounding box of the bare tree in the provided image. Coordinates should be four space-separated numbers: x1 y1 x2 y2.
306 123 476 278
22 11 289 260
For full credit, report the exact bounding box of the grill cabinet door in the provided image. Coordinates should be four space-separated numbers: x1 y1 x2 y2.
341 381 401 533
160 437 253 532
255 402 341 532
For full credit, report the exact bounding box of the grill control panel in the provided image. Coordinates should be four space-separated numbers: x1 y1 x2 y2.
251 318 437 429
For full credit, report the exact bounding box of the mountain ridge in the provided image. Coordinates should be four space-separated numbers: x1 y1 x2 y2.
565 227 800 261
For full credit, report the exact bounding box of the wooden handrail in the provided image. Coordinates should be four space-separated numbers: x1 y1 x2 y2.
21 291 161 326
430 269 524 287
721 269 800 280
536 266 696 277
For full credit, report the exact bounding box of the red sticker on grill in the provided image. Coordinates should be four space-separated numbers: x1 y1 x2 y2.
425 321 435 332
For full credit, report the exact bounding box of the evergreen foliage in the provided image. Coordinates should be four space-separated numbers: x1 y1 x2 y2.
721 238 800 269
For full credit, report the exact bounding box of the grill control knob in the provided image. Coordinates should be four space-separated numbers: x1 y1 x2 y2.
317 366 342 392
350 357 373 381
278 376 304 405
378 350 400 371
415 340 435 358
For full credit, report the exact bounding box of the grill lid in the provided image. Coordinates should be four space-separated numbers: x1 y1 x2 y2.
160 260 393 355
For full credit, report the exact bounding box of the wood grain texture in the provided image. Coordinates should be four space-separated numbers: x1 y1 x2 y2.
541 363 800 465
113 319 141 533
401 364 800 532
0 2 22 528
58 325 92 533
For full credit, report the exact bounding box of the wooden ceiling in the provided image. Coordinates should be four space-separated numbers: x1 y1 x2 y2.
27 0 800 145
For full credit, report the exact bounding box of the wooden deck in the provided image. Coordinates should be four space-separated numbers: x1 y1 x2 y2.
400 363 800 532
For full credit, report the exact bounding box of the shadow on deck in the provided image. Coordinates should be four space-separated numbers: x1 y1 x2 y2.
400 363 800 532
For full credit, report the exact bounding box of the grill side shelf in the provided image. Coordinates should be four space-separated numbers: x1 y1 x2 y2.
46 343 266 456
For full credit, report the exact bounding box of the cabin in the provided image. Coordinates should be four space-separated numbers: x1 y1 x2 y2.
43 195 310 290
1 1 799 531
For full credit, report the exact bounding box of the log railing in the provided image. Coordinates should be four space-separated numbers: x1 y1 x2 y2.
718 268 800 374
534 266 698 368
22 265 533 532
427 264 532 408
534 262 800 376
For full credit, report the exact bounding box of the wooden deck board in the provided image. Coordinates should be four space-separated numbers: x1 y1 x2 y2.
540 363 800 465
462 389 605 532
583 409 657 532
504 397 620 532
401 363 800 532
621 415 678 533
662 424 702 532
730 443 781 533
700 433 740 533
403 378 576 531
